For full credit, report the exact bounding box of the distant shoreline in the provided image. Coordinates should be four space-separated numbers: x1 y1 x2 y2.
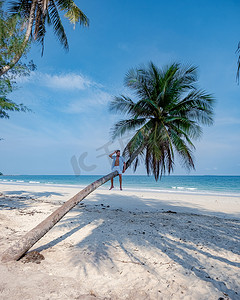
1 180 240 198
1 174 240 197
1 174 240 176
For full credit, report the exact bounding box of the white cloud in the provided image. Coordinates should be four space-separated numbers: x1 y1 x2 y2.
43 73 93 90
14 70 113 114
18 71 97 91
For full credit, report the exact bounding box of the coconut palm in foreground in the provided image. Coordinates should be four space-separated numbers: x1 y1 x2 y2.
1 62 214 262
110 62 214 179
0 0 89 76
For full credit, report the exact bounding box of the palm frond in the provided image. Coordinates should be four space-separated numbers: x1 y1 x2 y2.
110 117 146 140
123 120 153 158
48 0 68 50
124 67 152 100
170 129 195 170
8 0 31 18
56 0 89 27
166 117 202 140
33 3 47 54
8 0 88 54
123 127 147 168
173 90 215 125
109 95 136 115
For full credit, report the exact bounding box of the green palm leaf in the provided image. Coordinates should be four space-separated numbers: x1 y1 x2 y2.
109 62 215 181
8 0 89 52
110 118 146 140
48 0 68 50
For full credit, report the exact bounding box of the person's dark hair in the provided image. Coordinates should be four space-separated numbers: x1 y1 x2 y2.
116 150 120 153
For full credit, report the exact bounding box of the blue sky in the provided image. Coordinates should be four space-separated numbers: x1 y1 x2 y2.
1 0 240 175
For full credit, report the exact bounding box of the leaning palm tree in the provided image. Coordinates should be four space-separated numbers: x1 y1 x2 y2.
1 62 214 262
0 0 89 76
110 62 214 179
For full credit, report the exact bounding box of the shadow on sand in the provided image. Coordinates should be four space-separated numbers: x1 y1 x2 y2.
3 190 64 198
0 190 65 210
33 192 240 299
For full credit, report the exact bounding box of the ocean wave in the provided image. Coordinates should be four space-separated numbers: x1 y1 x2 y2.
0 175 239 197
172 186 196 191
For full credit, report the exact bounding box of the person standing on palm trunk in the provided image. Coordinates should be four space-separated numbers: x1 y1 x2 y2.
109 150 126 190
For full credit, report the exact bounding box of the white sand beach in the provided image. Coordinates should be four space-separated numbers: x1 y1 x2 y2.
0 183 239 299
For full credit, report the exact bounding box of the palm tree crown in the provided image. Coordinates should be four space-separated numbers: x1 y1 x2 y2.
9 0 89 52
109 62 215 180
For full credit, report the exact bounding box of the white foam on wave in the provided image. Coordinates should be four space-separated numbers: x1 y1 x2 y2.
29 181 40 184
172 186 197 191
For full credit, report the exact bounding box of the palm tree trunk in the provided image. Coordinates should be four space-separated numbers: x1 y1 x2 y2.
0 0 37 77
1 146 144 262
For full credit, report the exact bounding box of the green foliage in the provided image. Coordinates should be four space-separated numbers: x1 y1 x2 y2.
0 1 35 119
0 1 29 68
110 62 215 180
9 0 89 53
0 64 33 119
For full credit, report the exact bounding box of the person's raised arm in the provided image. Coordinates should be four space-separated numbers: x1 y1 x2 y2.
109 150 116 159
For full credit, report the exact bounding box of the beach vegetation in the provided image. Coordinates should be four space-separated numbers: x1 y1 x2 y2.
0 1 34 120
0 0 89 76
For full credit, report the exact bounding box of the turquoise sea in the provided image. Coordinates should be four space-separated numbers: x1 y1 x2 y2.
0 175 240 196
